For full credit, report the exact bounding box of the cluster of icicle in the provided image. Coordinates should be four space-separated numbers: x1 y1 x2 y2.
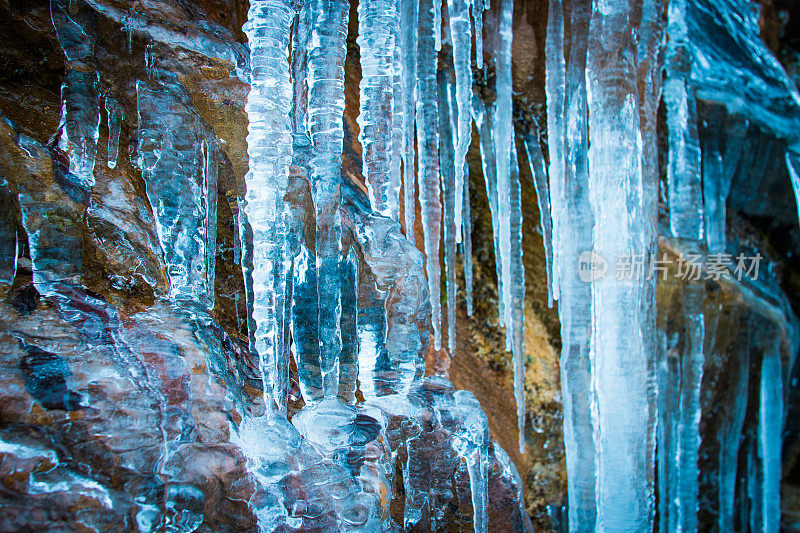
544 0 800 530
242 0 530 453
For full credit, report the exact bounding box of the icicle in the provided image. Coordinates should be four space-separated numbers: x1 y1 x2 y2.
523 132 553 308
291 3 311 148
586 0 654 529
663 1 705 528
400 0 419 242
758 339 782 533
390 17 404 222
292 246 322 402
786 149 800 228
546 0 597 526
676 282 705 532
105 97 123 169
439 71 457 355
433 0 442 51
447 0 473 244
493 0 514 352
473 0 484 70
544 0 564 305
665 0 703 242
510 142 526 454
241 0 294 415
416 0 443 350
308 0 349 397
358 0 398 218
462 164 474 316
338 248 359 403
473 102 504 327
454 390 490 533
717 339 749 532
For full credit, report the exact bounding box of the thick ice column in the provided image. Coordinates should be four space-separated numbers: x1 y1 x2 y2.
241 0 294 414
446 0 473 244
586 0 654 528
416 0 443 350
136 80 218 309
358 0 398 218
308 0 349 397
400 0 419 242
493 0 514 349
546 0 597 528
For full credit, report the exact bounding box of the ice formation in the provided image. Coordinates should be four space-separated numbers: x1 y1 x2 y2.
1 0 799 530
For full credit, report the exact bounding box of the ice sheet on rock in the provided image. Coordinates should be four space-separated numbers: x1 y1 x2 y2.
104 97 123 169
687 0 800 146
586 0 654 528
416 0 443 350
136 79 218 310
1 120 83 294
400 0 419 242
84 0 248 72
308 0 349 398
0 182 18 296
347 187 429 397
358 0 398 218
